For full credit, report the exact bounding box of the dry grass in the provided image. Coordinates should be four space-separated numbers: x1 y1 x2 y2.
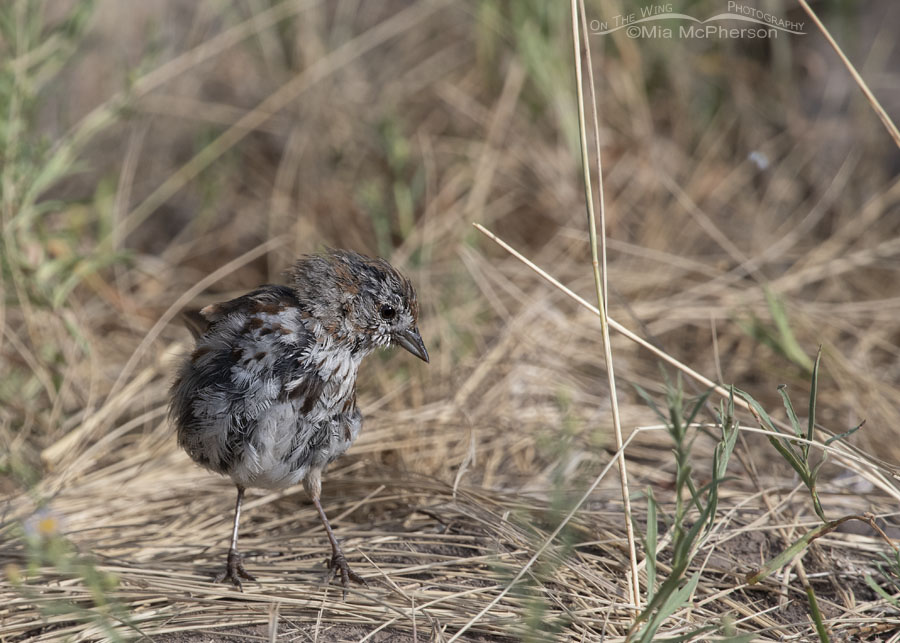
3 0 900 640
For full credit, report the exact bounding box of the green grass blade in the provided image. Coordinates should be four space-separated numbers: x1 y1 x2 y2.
637 571 701 643
746 516 855 584
806 348 822 456
806 583 829 642
764 286 815 372
736 388 806 475
706 399 738 536
734 388 777 432
777 384 803 439
865 574 900 607
684 388 713 429
645 487 658 603
632 382 668 424
824 420 864 446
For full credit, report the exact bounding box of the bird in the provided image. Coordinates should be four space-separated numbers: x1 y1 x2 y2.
169 249 428 595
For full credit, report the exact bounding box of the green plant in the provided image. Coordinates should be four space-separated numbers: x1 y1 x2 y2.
476 0 578 152
1 0 121 309
356 116 425 258
865 548 900 609
737 349 862 523
1 0 127 447
629 378 739 641
737 288 814 374
739 350 865 642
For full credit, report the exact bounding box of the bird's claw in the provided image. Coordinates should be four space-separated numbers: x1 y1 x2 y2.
327 551 366 598
214 548 256 591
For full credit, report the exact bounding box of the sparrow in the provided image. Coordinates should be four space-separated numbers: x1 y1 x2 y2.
169 249 428 596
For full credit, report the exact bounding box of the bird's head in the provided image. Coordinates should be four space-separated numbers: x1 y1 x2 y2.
290 249 428 362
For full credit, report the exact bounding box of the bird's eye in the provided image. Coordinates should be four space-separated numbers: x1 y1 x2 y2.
379 304 396 320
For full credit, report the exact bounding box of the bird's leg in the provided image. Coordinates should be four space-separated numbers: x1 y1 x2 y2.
214 485 256 590
305 472 366 598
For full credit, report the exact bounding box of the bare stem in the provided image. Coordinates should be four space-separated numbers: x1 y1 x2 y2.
570 0 641 608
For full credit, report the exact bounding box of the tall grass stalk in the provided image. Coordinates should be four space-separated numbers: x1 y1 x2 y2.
569 0 640 607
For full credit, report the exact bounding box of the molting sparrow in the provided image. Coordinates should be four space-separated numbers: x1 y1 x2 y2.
169 249 428 595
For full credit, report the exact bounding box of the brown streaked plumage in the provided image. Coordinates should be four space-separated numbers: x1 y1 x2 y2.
169 249 428 596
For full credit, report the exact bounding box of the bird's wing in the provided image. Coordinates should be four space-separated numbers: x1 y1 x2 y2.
190 285 311 380
199 284 297 323
173 284 311 416
171 284 314 472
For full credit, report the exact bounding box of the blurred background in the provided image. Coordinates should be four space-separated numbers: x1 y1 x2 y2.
3 0 898 487
2 0 900 639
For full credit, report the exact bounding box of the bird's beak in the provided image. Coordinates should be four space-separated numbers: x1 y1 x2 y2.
395 327 429 363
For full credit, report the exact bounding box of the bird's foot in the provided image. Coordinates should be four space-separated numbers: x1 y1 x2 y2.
327 550 366 599
214 548 256 591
